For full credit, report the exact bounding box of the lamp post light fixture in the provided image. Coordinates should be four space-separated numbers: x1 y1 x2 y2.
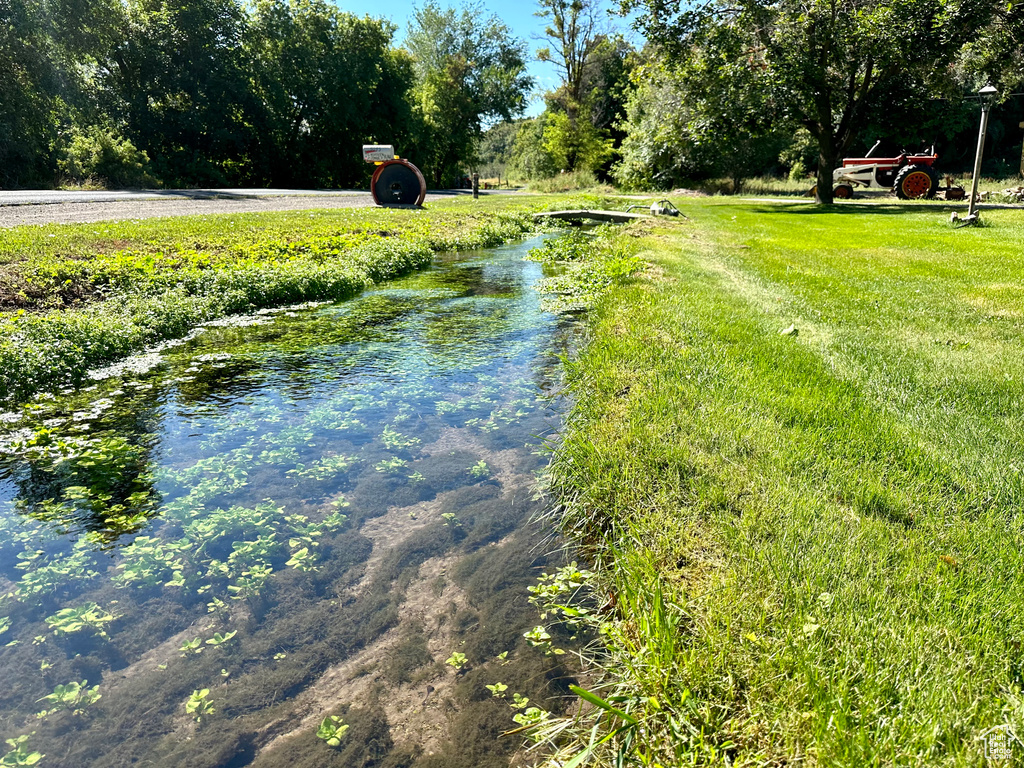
963 84 999 224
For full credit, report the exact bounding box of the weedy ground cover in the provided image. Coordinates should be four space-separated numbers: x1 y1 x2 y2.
542 199 1024 765
0 195 632 405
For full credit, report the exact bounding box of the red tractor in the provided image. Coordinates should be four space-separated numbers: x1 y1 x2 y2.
827 142 964 200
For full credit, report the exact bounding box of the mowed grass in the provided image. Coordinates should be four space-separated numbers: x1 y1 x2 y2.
549 200 1024 765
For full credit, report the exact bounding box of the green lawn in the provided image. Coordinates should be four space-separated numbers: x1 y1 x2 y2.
547 200 1024 766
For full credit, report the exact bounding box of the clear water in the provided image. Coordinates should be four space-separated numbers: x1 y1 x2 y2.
0 237 577 768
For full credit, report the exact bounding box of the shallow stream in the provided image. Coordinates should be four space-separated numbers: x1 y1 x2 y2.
0 236 577 768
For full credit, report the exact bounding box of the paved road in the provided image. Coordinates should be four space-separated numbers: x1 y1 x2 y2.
0 188 508 227
0 188 373 206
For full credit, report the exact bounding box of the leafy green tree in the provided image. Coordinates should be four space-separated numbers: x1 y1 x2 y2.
954 3 1024 96
613 63 704 189
103 0 257 185
508 115 559 180
534 0 632 175
406 1 533 186
411 56 478 186
536 0 608 120
613 57 786 190
56 125 153 187
542 111 613 173
628 0 1000 202
0 1 58 186
0 0 122 186
476 119 523 180
583 35 635 145
246 0 415 187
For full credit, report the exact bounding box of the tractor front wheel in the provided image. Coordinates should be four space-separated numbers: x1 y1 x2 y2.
833 184 854 199
894 164 938 199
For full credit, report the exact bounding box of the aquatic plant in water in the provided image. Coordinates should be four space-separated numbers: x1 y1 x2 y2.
528 226 646 312
316 715 349 747
205 631 237 647
285 547 317 572
113 536 186 588
14 541 99 600
185 689 214 722
4 428 157 537
374 456 408 474
446 651 468 670
0 227 573 765
180 638 203 656
526 229 600 264
1 734 43 767
288 454 356 481
380 426 420 450
511 706 551 739
227 564 273 600
527 562 595 628
36 680 101 717
44 602 115 638
523 626 564 656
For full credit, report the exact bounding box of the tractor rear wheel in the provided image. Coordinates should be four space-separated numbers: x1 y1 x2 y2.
833 184 854 199
894 164 938 199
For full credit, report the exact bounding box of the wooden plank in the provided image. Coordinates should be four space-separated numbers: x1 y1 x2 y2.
533 209 651 223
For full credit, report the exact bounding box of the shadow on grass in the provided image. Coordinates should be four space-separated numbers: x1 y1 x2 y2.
747 203 944 216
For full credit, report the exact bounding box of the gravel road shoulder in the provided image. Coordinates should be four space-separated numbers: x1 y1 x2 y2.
0 191 487 227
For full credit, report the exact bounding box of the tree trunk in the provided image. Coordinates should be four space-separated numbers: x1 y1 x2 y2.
815 140 838 205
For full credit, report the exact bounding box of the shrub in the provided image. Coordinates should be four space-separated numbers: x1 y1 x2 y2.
56 126 154 188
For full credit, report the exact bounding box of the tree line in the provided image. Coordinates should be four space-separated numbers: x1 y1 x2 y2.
3 0 1022 198
500 0 1024 203
0 0 529 189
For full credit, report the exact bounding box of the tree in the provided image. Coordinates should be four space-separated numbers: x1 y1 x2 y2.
542 110 613 172
103 0 257 185
613 56 787 190
0 0 61 186
535 0 622 173
954 3 1024 96
508 116 559 180
583 35 635 145
612 62 705 189
0 0 122 186
476 119 523 180
406 1 533 187
628 0 1000 203
536 0 609 121
246 0 415 187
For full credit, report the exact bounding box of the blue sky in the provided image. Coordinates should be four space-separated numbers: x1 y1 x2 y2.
332 0 641 117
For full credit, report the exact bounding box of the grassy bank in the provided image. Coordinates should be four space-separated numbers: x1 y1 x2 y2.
0 197 565 406
543 200 1024 765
